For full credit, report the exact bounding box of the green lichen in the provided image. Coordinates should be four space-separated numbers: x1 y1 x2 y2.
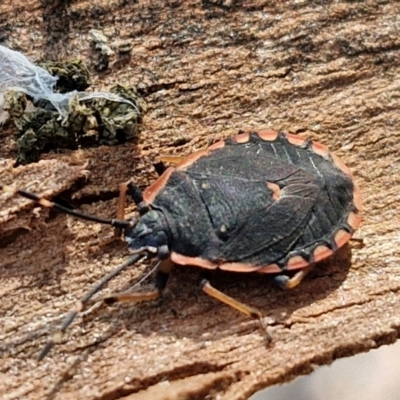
4 60 146 165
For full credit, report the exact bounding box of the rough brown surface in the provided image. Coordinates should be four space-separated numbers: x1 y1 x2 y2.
0 159 87 234
1 1 400 399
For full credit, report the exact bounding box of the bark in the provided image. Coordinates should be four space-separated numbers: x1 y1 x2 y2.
1 1 400 399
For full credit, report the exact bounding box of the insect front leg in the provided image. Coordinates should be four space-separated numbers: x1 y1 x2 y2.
102 258 173 305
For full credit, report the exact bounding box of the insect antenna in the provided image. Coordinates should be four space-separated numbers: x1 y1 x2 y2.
38 253 145 361
1 185 132 228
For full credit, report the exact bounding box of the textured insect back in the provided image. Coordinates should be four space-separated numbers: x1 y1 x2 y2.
156 130 362 275
253 130 362 270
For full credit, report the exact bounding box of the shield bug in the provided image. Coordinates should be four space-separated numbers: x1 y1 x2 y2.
2 130 362 359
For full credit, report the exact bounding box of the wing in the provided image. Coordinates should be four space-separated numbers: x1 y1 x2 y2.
219 173 320 265
186 150 321 265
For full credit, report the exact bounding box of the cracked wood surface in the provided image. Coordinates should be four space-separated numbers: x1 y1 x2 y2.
1 1 400 399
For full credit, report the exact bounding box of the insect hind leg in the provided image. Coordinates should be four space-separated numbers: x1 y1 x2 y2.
200 278 271 342
271 265 314 289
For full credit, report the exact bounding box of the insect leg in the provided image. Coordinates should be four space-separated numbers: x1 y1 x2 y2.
114 178 149 233
114 181 130 237
200 279 270 340
123 180 149 215
157 155 185 165
101 258 173 305
38 254 144 361
271 265 314 289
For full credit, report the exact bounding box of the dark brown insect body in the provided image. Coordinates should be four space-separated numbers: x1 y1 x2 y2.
126 130 361 274
2 130 362 359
